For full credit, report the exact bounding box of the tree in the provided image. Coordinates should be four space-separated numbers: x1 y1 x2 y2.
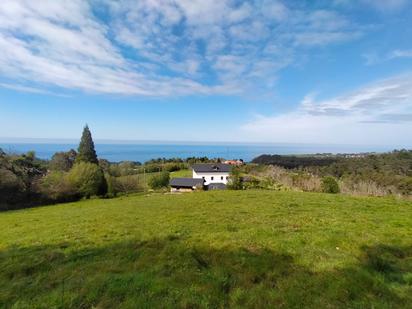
0 168 25 207
67 162 107 198
98 159 110 173
227 167 243 190
38 171 77 202
148 171 170 189
399 177 412 195
49 149 77 171
76 125 98 164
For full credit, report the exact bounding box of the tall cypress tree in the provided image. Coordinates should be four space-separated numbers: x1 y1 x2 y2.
76 125 98 164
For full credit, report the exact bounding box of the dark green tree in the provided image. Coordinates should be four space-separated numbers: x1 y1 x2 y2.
76 125 98 164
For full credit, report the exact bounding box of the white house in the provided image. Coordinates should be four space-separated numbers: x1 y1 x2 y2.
192 163 232 186
169 163 232 192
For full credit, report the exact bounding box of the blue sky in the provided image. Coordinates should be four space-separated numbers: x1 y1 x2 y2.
0 0 411 146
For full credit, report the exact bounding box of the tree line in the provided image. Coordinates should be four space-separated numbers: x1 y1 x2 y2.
0 126 228 211
0 126 107 210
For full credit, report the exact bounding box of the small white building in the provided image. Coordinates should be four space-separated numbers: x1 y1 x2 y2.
192 163 232 186
170 178 204 192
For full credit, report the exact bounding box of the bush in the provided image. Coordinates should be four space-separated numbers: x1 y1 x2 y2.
106 174 142 196
148 171 170 189
321 176 340 194
164 162 186 172
67 162 107 198
243 176 286 191
38 171 78 202
0 168 25 206
49 150 77 171
399 177 412 196
227 167 243 190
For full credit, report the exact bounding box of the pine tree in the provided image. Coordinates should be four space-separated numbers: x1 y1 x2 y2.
76 125 98 164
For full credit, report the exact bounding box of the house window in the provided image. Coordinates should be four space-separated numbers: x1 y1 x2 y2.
226 176 229 180
211 176 214 181
221 176 224 180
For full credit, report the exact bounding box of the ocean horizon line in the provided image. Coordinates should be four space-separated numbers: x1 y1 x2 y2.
0 137 406 149
0 140 407 163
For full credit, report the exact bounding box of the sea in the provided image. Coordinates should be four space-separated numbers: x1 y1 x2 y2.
0 142 396 163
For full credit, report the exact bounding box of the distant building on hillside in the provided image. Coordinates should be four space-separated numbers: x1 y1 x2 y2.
169 163 232 192
223 159 244 166
170 178 204 192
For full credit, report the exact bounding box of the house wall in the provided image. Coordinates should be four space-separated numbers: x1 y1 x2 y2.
192 170 230 185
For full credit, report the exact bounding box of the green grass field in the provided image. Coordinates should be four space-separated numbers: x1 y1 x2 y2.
1 191 411 308
116 169 191 191
170 169 192 178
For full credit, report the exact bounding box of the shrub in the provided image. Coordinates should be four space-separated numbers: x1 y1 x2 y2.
49 150 77 171
227 167 243 190
67 162 107 198
148 171 170 189
243 176 286 191
38 171 78 202
118 161 140 176
340 179 389 197
0 168 25 206
321 176 340 194
106 174 142 196
399 177 412 196
164 162 186 172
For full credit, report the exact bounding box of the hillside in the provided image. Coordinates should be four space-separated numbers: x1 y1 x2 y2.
1 191 412 308
250 150 412 196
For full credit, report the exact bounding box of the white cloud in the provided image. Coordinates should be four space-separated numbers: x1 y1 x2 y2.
261 1 289 21
110 1 362 94
0 0 230 96
242 74 412 144
228 2 253 23
363 49 412 65
0 0 366 96
334 0 409 11
0 83 65 96
389 50 412 59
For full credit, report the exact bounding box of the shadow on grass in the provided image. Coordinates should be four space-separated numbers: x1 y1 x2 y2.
1 239 411 308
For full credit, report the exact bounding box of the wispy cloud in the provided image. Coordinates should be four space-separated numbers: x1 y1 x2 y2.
301 75 412 117
0 83 68 97
364 49 412 65
389 50 412 59
334 0 409 11
242 74 412 144
0 0 364 97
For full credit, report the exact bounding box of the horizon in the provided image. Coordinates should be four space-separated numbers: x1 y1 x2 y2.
1 1 412 147
0 136 408 149
0 136 404 164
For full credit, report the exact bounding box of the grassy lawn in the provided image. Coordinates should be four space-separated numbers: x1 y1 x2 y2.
114 169 190 191
1 191 411 308
115 172 161 191
170 169 192 178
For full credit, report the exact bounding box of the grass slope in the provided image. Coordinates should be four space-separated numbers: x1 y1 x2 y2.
1 191 411 308
170 169 192 178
